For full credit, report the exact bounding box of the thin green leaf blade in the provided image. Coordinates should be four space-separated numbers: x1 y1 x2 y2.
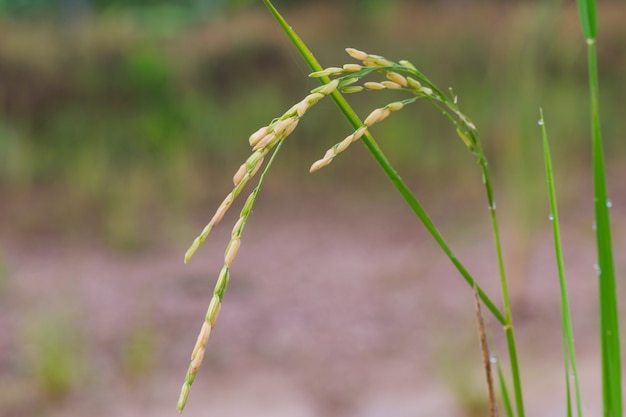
540 109 583 417
497 361 515 417
578 3 621 413
575 0 597 40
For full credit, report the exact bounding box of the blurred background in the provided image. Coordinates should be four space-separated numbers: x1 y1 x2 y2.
0 0 625 416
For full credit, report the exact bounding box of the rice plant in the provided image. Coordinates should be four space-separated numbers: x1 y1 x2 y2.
175 0 620 414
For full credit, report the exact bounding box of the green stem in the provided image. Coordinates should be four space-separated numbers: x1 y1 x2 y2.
588 40 621 417
262 0 505 325
476 152 524 417
404 64 525 417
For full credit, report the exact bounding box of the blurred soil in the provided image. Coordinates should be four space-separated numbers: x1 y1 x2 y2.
1 192 625 417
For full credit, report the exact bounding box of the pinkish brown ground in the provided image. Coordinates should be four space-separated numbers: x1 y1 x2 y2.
1 191 625 417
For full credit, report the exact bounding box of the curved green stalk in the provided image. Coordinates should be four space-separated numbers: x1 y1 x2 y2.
262 0 504 325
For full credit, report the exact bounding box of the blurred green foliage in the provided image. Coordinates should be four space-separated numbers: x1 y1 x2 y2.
0 0 402 18
120 324 156 380
10 0 623 21
0 2 624 246
24 312 86 401
0 255 7 297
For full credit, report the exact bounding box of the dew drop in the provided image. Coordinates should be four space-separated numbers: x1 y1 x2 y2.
454 95 458 104
489 355 497 364
592 222 597 231
593 264 601 275
606 200 613 208
549 213 554 221
538 119 544 126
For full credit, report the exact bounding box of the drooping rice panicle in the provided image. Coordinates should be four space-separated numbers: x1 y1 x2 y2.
178 140 286 412
178 61 347 409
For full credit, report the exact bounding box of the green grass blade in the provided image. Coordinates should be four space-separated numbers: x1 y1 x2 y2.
591 45 621 417
575 0 621 413
262 0 505 325
497 360 515 417
539 109 583 417
576 0 597 41
566 368 573 417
